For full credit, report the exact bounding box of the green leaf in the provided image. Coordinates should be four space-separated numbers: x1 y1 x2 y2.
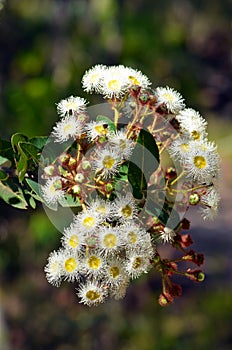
11 133 28 152
0 180 28 209
16 149 28 183
58 195 81 207
29 136 49 150
0 170 9 181
96 115 116 132
29 196 36 209
19 142 41 163
25 178 43 200
0 138 14 162
136 128 160 174
128 161 147 199
0 155 10 166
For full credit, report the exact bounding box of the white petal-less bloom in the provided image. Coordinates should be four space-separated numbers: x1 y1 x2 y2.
98 226 123 255
41 176 64 204
155 86 185 114
82 64 107 93
176 108 208 141
89 198 113 221
74 209 101 233
82 250 106 277
61 224 85 252
124 67 151 89
61 250 82 282
92 146 121 178
112 193 137 222
121 222 152 251
159 227 176 244
125 250 153 279
104 258 127 287
98 65 129 98
184 140 220 184
57 95 87 116
110 277 130 300
168 136 193 163
85 121 110 141
199 187 220 220
44 249 64 286
108 129 135 159
52 115 83 143
77 280 107 306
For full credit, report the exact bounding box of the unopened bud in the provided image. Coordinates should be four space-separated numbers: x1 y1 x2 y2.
75 173 85 183
44 165 55 176
81 160 92 171
105 183 114 192
71 185 81 194
68 157 77 168
189 193 200 205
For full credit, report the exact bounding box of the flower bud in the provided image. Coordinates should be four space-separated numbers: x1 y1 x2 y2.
43 165 55 176
75 173 85 183
189 193 200 205
71 185 81 194
81 160 92 171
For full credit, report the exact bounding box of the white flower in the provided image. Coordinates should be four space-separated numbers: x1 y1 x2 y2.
61 250 82 282
85 121 109 141
89 198 113 220
112 193 137 222
108 129 135 158
52 115 83 143
82 64 107 93
124 67 151 88
41 177 64 204
121 222 152 251
104 258 127 287
176 108 208 141
57 95 87 116
92 146 121 178
77 280 107 306
199 187 220 220
44 250 64 286
82 250 106 277
61 224 85 252
98 65 129 98
159 227 176 244
98 226 123 255
155 86 185 113
74 209 101 233
168 136 192 162
184 140 220 184
125 250 153 279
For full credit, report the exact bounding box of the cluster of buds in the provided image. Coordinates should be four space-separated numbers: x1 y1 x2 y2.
41 64 220 306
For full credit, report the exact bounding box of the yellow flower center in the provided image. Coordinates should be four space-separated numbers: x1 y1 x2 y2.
128 231 137 244
108 79 120 91
64 257 77 272
63 123 72 133
96 205 106 214
103 155 115 169
194 155 207 169
69 235 79 248
133 257 142 269
86 290 100 301
66 101 77 110
109 266 120 278
94 125 107 135
103 233 117 248
128 76 140 86
163 93 174 101
83 216 95 228
180 143 189 152
88 256 101 269
192 130 201 140
121 204 132 218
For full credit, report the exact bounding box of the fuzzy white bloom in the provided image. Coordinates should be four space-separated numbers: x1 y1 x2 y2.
61 224 85 252
184 140 220 184
176 108 208 141
77 280 107 306
125 250 153 279
41 176 64 204
85 121 110 141
112 193 137 222
98 226 123 255
82 250 106 277
89 198 113 220
57 95 87 116
52 115 83 142
108 129 135 159
155 86 185 113
74 209 101 233
62 251 82 282
159 227 176 244
121 222 152 251
98 65 129 98
124 67 151 88
92 146 121 178
199 187 220 220
168 136 193 162
44 250 64 286
82 64 107 93
104 258 128 287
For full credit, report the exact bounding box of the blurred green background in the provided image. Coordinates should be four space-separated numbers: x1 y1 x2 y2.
0 0 232 349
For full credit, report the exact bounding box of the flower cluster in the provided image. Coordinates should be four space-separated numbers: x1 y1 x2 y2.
41 64 221 306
